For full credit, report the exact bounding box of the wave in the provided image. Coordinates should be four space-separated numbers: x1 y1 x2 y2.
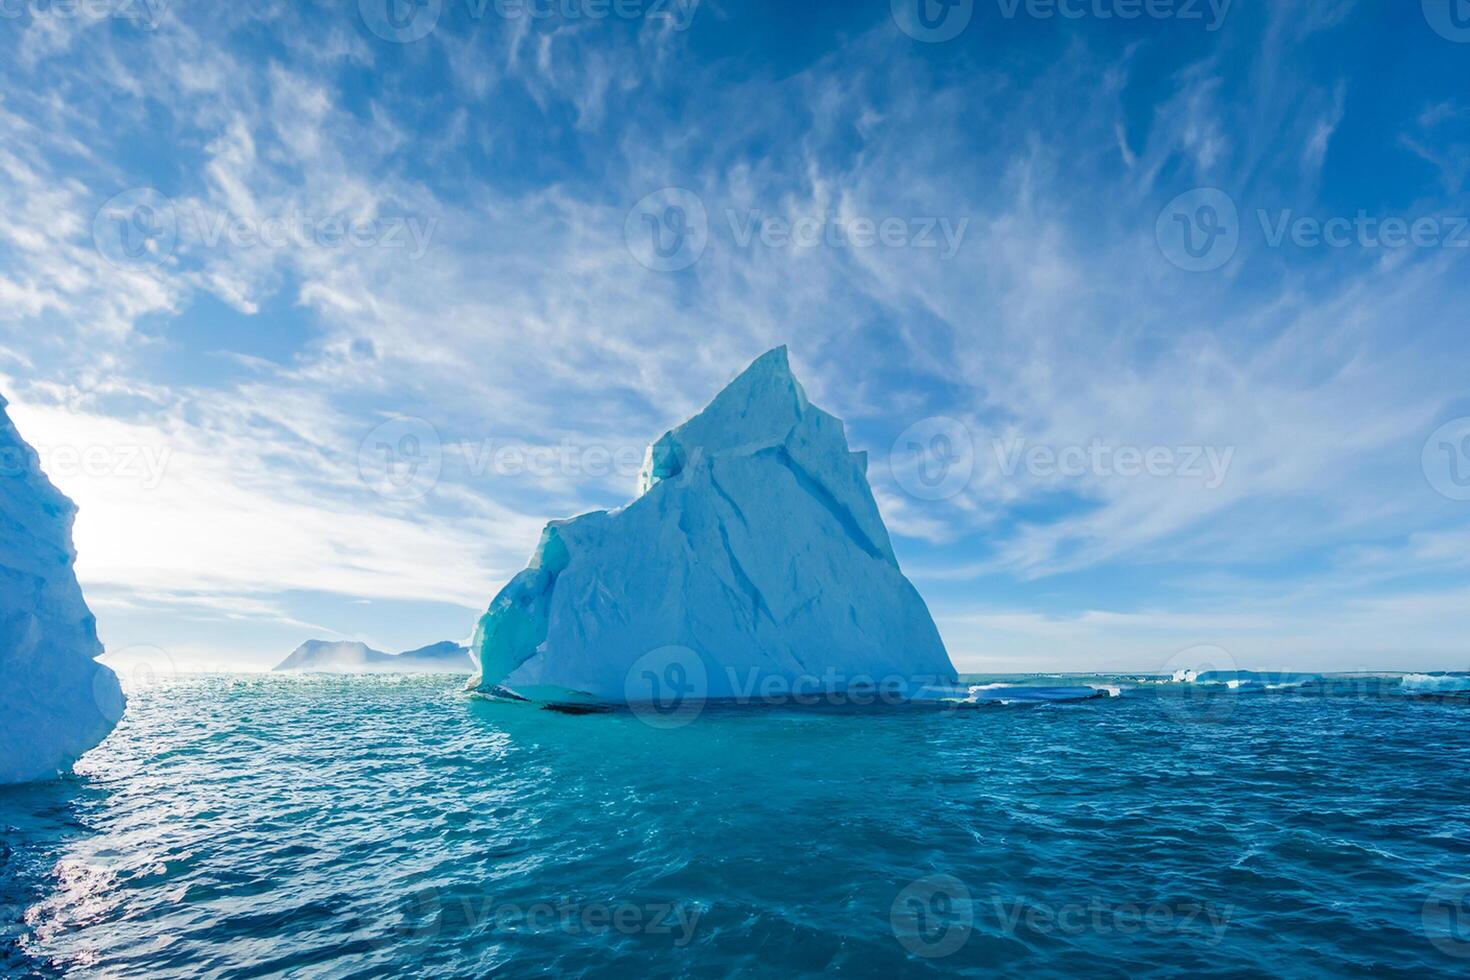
954 671 1470 702
1161 670 1320 691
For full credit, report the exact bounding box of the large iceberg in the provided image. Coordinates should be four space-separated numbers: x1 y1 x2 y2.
273 639 472 673
1 394 124 784
469 347 958 706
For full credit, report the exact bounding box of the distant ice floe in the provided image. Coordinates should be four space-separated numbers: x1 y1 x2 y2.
1159 670 1317 692
1398 674 1470 695
1145 670 1470 699
961 684 1113 705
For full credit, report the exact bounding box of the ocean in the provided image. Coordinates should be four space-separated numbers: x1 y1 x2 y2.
3 673 1469 977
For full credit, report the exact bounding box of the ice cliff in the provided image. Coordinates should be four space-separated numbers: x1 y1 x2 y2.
274 639 472 673
469 347 958 705
1 394 124 784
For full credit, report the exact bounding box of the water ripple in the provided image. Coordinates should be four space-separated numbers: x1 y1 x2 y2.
1 676 1468 977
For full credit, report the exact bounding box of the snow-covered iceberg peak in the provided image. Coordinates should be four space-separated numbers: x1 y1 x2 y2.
470 347 957 705
1 394 124 784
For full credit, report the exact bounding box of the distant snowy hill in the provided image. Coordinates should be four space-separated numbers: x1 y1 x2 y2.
1 394 125 784
273 639 472 673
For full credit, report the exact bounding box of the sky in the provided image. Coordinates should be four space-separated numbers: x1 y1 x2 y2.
1 0 1468 675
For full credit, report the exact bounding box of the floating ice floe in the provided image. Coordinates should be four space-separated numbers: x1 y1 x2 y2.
1398 674 1470 695
1163 670 1318 692
962 684 1115 705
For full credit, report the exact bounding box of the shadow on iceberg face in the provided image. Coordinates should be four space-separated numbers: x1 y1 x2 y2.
0 777 110 977
0 634 126 786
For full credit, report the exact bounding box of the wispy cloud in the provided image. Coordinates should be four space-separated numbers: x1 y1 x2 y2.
0 2 1466 668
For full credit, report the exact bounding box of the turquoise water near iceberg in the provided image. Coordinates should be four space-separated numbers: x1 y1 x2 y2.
4 673 1470 977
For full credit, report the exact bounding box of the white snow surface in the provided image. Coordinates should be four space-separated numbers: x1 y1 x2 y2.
1 394 124 784
469 347 958 704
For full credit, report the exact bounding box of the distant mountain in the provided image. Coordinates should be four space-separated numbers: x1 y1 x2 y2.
273 639 473 673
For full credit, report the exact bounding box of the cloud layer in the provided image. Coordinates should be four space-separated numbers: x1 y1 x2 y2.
1 0 1466 670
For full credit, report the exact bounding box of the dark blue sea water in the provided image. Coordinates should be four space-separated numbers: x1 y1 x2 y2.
4 673 1470 977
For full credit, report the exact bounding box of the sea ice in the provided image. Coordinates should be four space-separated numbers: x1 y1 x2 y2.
469 347 958 705
1399 673 1470 695
0 394 124 784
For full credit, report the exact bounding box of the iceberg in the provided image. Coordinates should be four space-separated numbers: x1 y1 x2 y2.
273 639 472 673
469 347 958 706
0 394 124 784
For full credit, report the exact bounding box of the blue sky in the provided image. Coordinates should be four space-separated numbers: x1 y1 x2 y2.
1 0 1468 673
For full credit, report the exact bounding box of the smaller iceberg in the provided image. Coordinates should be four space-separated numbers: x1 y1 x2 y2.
1399 674 1470 696
1 394 124 784
962 684 1115 705
273 639 472 674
